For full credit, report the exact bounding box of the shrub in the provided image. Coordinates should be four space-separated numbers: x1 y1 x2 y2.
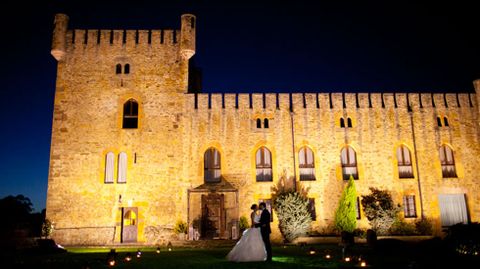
275 191 312 242
334 176 357 233
272 170 312 242
173 220 188 234
389 218 416 235
361 188 401 235
239 216 249 231
41 219 53 239
415 218 433 235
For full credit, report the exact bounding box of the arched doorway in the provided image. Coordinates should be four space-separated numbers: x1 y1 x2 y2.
121 207 138 243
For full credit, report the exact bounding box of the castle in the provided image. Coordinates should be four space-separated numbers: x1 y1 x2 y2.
46 13 480 245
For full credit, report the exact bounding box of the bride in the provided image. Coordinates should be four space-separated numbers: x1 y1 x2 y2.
227 204 267 262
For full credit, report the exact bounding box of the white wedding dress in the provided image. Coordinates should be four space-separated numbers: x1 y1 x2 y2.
227 212 267 262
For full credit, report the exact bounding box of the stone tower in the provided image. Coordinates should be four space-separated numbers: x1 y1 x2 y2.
47 13 196 244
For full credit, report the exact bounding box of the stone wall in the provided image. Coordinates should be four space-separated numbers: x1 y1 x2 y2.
46 13 480 245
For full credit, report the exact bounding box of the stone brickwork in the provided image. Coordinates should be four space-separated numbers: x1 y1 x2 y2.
46 13 480 245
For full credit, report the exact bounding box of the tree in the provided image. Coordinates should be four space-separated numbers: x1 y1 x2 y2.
272 170 312 242
334 175 358 233
361 188 401 235
0 195 33 232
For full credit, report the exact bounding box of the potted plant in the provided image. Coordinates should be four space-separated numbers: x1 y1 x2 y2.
173 220 188 240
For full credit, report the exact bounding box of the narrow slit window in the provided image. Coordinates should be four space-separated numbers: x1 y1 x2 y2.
256 118 262 129
347 117 353 128
264 118 269 129
340 118 345 128
444 117 449 127
116 64 122 74
124 64 130 74
437 117 442 127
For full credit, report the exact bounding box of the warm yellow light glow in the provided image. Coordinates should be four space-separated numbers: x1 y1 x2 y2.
361 261 367 267
168 248 172 251
108 260 115 266
156 247 161 253
125 256 131 262
309 250 316 255
345 257 351 262
325 254 331 259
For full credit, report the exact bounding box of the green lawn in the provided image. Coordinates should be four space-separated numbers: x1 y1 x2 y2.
4 241 477 269
7 245 353 269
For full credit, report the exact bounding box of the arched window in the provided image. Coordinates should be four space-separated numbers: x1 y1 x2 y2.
444 117 449 127
204 148 221 182
116 64 122 74
437 117 442 127
397 145 413 178
124 64 130 74
256 118 262 128
347 117 353 128
340 117 345 128
264 118 269 128
256 147 272 181
439 145 457 178
123 99 138 129
105 152 115 183
299 146 315 181
340 146 358 180
118 152 127 183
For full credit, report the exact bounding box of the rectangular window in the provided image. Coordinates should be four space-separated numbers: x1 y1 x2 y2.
258 199 273 222
308 198 316 221
356 197 361 219
438 194 468 227
403 195 417 218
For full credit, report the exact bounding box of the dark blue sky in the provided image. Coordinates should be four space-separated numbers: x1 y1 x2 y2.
0 1 479 211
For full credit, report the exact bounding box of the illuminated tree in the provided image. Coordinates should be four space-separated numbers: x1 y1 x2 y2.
334 175 357 233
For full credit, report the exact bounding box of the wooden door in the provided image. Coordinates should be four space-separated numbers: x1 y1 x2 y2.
121 207 138 243
201 194 225 239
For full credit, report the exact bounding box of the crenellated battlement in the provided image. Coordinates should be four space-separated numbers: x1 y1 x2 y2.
187 92 477 111
65 29 181 48
51 13 195 61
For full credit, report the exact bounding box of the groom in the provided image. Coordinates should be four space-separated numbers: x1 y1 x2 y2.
258 202 272 261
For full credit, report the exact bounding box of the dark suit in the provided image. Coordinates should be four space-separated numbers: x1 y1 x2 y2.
259 208 272 261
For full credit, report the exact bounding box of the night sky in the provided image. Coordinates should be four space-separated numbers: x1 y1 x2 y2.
0 1 479 211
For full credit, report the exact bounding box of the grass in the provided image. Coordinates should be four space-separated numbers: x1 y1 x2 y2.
6 245 350 269
4 240 479 268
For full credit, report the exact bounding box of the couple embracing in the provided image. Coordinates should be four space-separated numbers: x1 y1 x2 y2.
227 202 272 262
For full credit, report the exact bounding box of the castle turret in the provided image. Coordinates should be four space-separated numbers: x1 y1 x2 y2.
474 79 480 115
51 13 69 61
180 14 196 60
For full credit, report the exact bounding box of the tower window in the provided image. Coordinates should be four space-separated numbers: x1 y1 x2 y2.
264 118 269 128
347 117 353 128
256 118 262 129
437 117 442 127
104 152 115 183
444 117 449 127
116 64 122 74
117 152 127 183
124 64 130 74
340 118 345 128
123 99 138 129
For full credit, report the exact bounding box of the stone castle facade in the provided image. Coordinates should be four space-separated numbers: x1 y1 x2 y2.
46 14 480 245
